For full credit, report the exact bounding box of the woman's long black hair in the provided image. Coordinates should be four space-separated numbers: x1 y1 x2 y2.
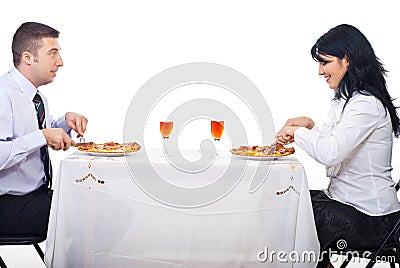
311 24 400 137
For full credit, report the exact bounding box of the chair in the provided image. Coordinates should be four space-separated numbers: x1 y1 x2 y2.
338 182 400 268
0 235 46 268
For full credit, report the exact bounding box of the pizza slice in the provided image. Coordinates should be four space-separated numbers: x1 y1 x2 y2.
77 141 141 153
230 144 295 157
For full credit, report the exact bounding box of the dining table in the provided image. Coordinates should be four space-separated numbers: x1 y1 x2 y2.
44 148 320 268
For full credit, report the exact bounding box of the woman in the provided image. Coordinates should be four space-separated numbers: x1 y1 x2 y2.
276 24 400 267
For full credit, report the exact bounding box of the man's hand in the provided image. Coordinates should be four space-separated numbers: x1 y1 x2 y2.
65 112 88 137
42 128 74 151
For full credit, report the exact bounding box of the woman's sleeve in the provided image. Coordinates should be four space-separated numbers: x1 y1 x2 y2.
294 96 383 166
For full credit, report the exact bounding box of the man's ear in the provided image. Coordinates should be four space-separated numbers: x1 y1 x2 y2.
22 51 34 65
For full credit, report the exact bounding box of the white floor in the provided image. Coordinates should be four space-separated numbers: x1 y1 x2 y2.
0 242 46 268
331 255 396 267
0 245 396 268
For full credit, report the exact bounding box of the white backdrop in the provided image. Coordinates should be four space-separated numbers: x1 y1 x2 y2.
0 1 399 266
1 0 399 191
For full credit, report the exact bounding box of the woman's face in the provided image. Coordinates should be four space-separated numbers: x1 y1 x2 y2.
318 53 349 90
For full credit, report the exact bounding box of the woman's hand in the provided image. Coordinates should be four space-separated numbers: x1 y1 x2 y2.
275 116 314 145
275 126 299 145
283 116 315 129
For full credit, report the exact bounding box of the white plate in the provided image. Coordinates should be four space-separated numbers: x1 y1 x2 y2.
232 154 280 161
82 151 138 157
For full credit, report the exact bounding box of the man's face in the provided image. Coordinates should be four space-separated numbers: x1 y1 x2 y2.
30 37 63 87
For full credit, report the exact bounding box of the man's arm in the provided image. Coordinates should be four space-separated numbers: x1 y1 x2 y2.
0 95 45 170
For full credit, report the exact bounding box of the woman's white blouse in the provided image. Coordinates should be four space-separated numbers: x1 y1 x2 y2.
295 93 400 216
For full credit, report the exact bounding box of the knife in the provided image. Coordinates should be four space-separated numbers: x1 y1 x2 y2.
266 142 277 154
71 142 92 147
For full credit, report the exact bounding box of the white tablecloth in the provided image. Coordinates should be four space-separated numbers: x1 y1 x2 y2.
45 149 319 267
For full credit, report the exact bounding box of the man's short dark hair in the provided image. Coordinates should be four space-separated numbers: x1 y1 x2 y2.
12 22 60 67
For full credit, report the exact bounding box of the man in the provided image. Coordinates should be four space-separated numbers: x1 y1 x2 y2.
0 22 88 236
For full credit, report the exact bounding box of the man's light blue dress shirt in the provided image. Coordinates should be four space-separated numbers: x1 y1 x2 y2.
0 67 70 195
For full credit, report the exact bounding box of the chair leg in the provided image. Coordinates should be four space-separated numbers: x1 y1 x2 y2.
33 243 44 261
0 256 7 268
365 259 377 268
340 255 353 268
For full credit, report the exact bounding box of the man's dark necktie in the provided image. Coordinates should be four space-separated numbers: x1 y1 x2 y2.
33 91 52 187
